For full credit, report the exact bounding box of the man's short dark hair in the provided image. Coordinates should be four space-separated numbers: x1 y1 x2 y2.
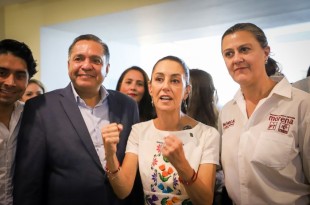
0 39 37 78
68 34 110 64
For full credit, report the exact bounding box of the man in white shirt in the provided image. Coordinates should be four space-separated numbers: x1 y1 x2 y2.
0 39 37 205
292 67 310 93
293 76 310 93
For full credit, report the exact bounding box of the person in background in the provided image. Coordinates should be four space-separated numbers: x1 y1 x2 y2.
184 68 231 205
219 22 310 205
292 65 310 93
0 39 37 205
116 66 154 122
13 34 143 205
185 69 218 129
102 55 220 205
20 78 45 102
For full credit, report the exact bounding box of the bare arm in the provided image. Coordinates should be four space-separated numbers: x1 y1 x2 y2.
180 164 216 205
162 135 216 205
102 123 138 199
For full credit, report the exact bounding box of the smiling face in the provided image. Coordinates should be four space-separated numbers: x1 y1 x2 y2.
119 69 145 103
21 82 44 102
0 53 29 107
221 30 270 87
149 59 190 114
68 39 109 96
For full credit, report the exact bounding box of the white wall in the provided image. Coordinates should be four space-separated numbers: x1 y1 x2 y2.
139 35 236 107
40 28 73 91
40 22 310 107
40 27 140 91
266 22 310 80
138 22 310 106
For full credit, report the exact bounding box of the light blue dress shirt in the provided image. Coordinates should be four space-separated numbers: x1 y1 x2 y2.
71 83 109 169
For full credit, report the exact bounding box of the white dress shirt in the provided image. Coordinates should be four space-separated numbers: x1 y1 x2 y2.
219 77 310 205
292 76 310 93
71 83 109 169
0 101 24 205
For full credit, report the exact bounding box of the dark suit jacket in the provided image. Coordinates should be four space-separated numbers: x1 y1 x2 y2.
13 84 144 205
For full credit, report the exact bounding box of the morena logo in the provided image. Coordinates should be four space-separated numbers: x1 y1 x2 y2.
223 119 235 130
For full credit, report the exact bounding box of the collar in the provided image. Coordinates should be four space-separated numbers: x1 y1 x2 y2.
70 82 109 106
233 77 292 103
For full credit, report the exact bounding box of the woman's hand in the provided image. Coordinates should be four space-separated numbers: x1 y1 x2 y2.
161 135 187 169
101 123 123 159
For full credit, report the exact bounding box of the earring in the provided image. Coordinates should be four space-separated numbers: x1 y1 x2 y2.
265 58 268 65
183 100 187 112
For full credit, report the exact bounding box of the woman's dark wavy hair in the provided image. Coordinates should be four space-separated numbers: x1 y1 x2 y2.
116 66 155 122
0 39 37 78
221 23 280 76
185 69 219 129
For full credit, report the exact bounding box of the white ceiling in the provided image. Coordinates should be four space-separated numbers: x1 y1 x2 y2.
47 0 310 45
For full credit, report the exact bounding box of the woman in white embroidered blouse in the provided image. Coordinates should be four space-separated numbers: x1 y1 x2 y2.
102 55 220 205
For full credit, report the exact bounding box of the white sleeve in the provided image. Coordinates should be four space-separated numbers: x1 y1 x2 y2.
201 127 220 165
125 124 139 155
301 109 310 183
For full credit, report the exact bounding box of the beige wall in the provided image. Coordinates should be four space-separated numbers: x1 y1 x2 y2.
0 7 4 39
3 0 170 78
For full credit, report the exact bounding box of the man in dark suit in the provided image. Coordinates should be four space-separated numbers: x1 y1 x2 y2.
13 34 143 205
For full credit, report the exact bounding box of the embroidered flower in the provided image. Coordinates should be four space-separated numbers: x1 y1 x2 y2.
156 144 162 153
148 140 184 202
152 170 157 184
145 194 159 205
173 173 179 189
161 196 181 205
152 157 158 167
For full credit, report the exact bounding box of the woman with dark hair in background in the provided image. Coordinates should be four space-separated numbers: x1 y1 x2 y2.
185 69 218 129
185 69 231 205
219 22 310 204
116 66 155 121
